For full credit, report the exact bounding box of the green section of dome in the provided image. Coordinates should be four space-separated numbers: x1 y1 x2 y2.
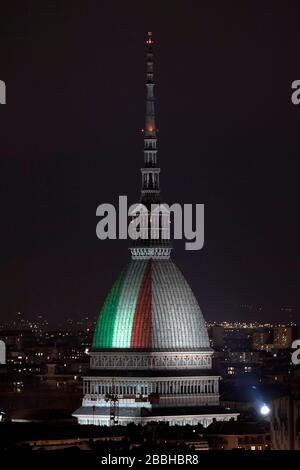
92 270 125 348
111 260 147 348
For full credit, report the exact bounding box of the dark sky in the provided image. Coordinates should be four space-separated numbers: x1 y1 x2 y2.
0 1 299 324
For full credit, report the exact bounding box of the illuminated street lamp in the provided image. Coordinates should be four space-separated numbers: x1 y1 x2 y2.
260 404 271 416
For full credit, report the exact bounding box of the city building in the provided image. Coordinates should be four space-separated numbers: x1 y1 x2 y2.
73 33 238 427
252 330 273 351
273 326 292 349
209 326 224 349
204 419 270 450
271 379 300 450
0 340 5 365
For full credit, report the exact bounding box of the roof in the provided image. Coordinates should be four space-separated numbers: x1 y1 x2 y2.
204 420 270 435
0 422 126 443
93 259 210 351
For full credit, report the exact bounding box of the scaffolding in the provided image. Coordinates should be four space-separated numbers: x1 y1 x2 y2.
104 382 160 426
104 380 119 425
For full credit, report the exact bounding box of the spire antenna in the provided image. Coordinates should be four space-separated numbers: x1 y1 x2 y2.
131 33 172 257
141 32 160 203
146 31 153 44
145 32 155 137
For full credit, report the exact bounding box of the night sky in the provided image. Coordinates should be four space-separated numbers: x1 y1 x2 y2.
0 1 299 324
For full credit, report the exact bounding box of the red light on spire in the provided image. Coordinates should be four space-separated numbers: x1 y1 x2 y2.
146 31 153 45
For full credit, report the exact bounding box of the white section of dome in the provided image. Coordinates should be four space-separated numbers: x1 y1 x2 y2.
152 259 210 350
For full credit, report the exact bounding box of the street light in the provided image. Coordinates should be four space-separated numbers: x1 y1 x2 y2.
260 404 271 416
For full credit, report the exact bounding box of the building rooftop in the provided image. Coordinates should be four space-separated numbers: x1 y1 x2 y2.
204 419 270 435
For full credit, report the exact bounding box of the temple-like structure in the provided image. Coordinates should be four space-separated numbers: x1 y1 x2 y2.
73 33 238 427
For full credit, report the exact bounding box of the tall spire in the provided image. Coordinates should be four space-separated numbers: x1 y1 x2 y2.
141 32 160 205
130 33 171 260
145 32 156 140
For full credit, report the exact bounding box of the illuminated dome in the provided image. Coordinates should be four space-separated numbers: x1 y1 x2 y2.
92 258 210 351
73 32 239 428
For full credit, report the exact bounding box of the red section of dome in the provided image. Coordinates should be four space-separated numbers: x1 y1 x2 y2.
130 261 152 348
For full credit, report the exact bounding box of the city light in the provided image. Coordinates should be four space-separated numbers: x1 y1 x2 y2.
260 404 271 416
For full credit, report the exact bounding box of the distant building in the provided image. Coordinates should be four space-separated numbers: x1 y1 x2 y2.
210 326 224 349
0 340 5 364
204 419 270 450
38 363 82 391
223 328 252 351
273 327 292 349
0 329 35 351
252 330 272 351
223 352 261 377
227 351 261 364
271 383 300 450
